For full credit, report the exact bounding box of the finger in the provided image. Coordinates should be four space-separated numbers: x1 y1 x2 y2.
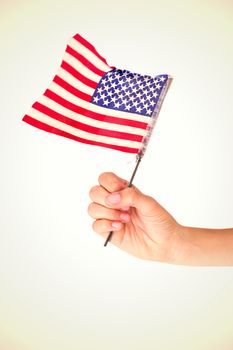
89 184 130 211
88 203 130 222
98 172 128 192
92 219 123 234
89 185 109 207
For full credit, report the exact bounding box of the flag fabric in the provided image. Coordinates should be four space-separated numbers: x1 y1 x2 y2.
23 33 171 155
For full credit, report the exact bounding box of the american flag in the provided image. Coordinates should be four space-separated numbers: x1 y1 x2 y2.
23 33 171 155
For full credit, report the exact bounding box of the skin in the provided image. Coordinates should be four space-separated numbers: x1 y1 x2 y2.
88 172 233 266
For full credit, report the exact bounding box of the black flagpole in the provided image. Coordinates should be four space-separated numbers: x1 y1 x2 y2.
104 155 142 246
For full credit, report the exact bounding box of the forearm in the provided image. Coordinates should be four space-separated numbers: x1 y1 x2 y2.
172 225 233 266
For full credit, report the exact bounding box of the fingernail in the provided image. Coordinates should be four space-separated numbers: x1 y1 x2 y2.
120 213 130 222
106 192 121 205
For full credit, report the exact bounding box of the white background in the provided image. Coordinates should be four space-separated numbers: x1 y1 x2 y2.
0 0 233 349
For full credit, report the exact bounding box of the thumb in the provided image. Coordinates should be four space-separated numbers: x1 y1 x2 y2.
105 185 161 217
105 186 178 245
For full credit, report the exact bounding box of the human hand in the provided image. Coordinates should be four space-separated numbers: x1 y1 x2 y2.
88 172 181 262
88 172 233 265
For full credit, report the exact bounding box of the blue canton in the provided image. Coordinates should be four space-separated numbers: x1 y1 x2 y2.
91 68 168 117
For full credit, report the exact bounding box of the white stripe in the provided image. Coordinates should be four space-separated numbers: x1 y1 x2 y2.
57 68 95 95
68 37 110 72
38 95 147 137
28 108 141 149
63 52 108 83
47 81 149 124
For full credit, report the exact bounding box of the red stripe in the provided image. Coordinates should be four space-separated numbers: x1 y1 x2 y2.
66 45 106 77
61 61 97 89
23 115 138 154
73 34 111 68
44 89 148 130
53 75 91 102
32 102 143 142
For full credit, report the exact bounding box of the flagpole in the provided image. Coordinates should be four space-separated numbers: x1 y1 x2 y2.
104 155 142 247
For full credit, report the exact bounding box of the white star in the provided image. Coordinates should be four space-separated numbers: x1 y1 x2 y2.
159 76 166 82
129 95 135 102
115 88 121 94
118 80 124 86
125 104 131 111
156 83 161 90
103 99 110 106
150 86 157 92
97 87 104 93
93 96 100 103
111 82 117 88
137 91 143 98
114 102 121 108
111 96 117 103
122 71 129 77
136 106 143 113
125 90 131 97
129 81 135 88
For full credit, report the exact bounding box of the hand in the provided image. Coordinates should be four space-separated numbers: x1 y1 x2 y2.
88 172 181 262
88 172 233 266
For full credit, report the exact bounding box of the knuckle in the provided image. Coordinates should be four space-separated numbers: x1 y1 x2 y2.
124 186 136 205
98 172 127 192
111 179 122 192
98 172 114 186
122 185 140 207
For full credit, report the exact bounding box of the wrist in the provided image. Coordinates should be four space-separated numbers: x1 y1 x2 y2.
169 225 233 266
168 224 205 266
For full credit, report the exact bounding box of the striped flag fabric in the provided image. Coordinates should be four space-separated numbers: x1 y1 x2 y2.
23 33 171 155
